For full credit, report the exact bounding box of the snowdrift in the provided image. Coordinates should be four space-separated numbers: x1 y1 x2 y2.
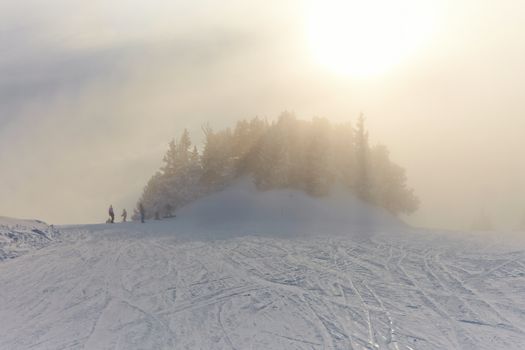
172 178 405 237
0 217 59 261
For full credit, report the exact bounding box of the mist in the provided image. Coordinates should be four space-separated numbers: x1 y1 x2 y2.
1 0 524 230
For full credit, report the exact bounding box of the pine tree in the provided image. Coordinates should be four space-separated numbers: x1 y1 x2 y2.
162 140 177 176
201 125 234 191
355 114 371 201
162 129 191 176
254 121 290 190
232 117 269 175
187 145 204 198
136 129 203 219
369 145 419 214
136 172 165 219
190 145 199 163
303 117 332 196
136 113 420 219
332 122 355 188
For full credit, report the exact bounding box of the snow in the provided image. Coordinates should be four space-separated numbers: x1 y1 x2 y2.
173 178 405 237
0 183 524 349
0 217 60 261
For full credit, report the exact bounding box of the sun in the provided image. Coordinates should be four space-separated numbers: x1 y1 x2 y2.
305 0 437 77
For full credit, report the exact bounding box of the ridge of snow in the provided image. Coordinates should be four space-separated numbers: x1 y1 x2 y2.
0 216 60 261
171 178 405 237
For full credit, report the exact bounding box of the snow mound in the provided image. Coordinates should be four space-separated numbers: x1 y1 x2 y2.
0 217 60 261
173 178 405 237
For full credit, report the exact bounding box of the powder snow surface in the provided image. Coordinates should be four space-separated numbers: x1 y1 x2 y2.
0 217 59 261
1 183 524 349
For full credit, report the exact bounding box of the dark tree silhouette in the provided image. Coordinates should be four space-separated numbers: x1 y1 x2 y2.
135 112 419 219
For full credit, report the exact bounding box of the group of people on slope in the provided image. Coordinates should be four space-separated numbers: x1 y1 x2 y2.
107 203 146 224
107 205 125 223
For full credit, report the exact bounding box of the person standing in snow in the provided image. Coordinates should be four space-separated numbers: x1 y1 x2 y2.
109 205 115 223
139 203 145 223
121 209 127 222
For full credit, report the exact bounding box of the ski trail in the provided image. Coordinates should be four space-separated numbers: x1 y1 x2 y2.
333 245 378 349
362 283 400 350
463 255 524 282
1 223 525 349
217 249 337 349
434 252 525 335
336 282 357 350
392 246 462 349
217 301 237 350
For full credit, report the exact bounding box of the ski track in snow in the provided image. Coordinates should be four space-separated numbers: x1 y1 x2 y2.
0 224 524 350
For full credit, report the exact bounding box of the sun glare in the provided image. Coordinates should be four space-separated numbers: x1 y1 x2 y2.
306 0 438 77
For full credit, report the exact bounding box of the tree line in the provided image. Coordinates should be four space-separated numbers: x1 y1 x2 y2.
133 112 419 220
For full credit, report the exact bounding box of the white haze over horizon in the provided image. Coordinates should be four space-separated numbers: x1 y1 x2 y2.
1 0 524 230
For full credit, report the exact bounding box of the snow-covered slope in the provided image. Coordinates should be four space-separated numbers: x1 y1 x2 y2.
0 187 524 349
173 179 405 237
0 217 59 261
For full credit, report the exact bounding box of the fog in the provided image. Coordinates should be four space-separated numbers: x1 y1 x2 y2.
1 0 524 229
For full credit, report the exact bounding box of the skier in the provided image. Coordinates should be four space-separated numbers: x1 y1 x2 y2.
108 205 115 223
139 203 145 223
121 208 127 222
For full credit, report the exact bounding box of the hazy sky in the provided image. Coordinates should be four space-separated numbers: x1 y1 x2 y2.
1 0 524 229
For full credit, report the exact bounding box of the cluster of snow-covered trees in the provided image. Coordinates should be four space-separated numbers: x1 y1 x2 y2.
134 112 419 220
